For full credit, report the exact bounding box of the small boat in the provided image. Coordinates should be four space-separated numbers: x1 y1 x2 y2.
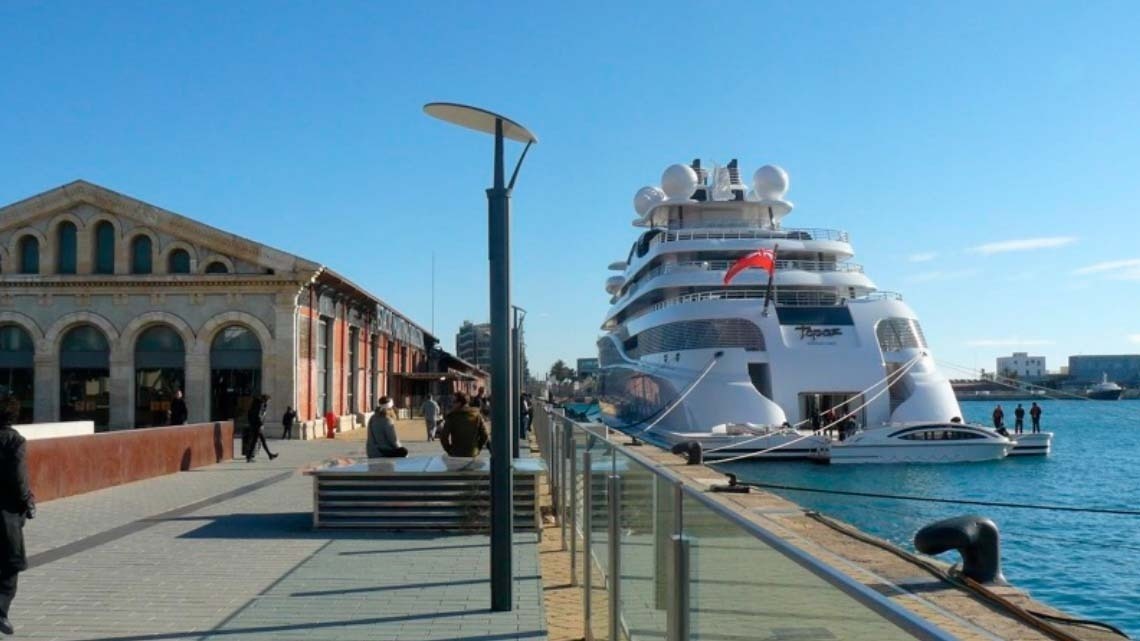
660 422 828 461
1008 432 1052 456
820 422 1012 464
1086 373 1123 401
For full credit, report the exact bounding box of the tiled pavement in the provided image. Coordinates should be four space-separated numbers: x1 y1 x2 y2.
13 432 548 641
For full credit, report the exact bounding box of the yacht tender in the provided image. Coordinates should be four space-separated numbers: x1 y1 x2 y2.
596 159 973 463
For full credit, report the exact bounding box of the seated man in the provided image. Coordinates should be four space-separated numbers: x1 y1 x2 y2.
439 392 490 457
366 396 408 458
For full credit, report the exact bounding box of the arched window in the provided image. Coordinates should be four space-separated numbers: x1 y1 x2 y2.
167 249 191 274
205 261 229 274
60 324 111 429
0 325 35 424
130 235 153 274
135 325 186 427
210 325 262 421
94 221 116 274
18 236 39 274
56 222 77 274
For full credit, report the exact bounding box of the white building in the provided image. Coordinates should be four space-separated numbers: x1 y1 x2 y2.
996 352 1046 379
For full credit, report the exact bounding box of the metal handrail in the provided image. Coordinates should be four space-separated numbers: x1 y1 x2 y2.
543 408 957 641
654 227 851 244
620 259 864 299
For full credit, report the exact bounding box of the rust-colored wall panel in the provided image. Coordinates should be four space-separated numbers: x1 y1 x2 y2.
27 421 234 502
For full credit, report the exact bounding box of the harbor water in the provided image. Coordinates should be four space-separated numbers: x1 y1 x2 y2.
722 400 1140 637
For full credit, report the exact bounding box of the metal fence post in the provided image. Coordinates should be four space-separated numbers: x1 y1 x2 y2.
569 437 578 575
608 473 622 641
582 450 592 637
667 534 691 641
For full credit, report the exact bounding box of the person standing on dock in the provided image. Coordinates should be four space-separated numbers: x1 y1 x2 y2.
0 407 34 636
1013 404 1025 434
1029 402 1042 433
992 404 1004 430
421 395 440 441
281 406 297 440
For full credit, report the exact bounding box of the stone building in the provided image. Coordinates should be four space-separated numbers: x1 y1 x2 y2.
0 180 442 434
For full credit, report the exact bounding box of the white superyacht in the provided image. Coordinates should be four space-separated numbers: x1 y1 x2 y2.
596 159 983 462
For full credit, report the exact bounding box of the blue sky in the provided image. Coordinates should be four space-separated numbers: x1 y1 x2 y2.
2 1 1139 378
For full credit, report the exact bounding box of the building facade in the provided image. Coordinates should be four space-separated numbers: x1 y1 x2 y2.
456 320 491 372
0 181 436 434
996 352 1046 380
1068 355 1140 386
576 357 599 377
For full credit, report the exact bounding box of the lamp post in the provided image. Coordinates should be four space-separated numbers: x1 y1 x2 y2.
512 305 527 458
424 102 536 613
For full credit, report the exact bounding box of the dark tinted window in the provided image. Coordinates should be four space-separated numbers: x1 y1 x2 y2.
130 235 153 274
168 249 191 274
18 236 39 274
56 222 77 274
94 222 115 274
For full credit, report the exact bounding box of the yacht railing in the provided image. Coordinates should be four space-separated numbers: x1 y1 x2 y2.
620 260 863 299
533 406 957 641
655 227 851 245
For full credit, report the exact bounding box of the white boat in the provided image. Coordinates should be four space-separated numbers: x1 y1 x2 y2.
1008 432 1052 456
822 422 1012 464
597 159 965 462
1087 373 1124 400
657 423 829 461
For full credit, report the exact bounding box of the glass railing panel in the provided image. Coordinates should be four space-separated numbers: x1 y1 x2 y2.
587 435 614 641
681 493 920 641
613 451 670 641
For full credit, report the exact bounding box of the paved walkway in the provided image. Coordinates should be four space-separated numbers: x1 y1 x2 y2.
15 431 547 641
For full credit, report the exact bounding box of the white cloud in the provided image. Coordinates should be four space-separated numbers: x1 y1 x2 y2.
1073 258 1140 275
965 338 1055 347
905 268 979 283
968 236 1077 255
1129 334 1140 345
908 252 938 263
1073 258 1140 281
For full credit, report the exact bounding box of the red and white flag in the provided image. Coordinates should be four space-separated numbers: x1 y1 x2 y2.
723 248 776 285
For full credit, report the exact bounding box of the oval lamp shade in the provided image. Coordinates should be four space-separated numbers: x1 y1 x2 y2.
424 102 538 144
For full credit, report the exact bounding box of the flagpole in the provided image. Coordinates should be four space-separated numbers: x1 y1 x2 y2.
761 243 779 317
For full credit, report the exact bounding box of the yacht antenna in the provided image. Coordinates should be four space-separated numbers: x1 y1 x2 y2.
761 243 779 317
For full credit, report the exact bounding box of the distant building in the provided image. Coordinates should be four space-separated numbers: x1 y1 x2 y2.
1068 355 1140 386
996 352 1046 379
577 358 599 377
456 321 491 372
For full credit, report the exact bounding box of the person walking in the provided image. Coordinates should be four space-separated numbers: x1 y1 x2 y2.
439 392 490 458
992 404 1004 430
1013 404 1025 434
0 408 34 635
367 396 408 458
421 395 440 441
170 390 188 426
1029 402 1043 433
281 406 297 440
246 395 278 462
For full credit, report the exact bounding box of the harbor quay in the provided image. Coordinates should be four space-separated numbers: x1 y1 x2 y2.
15 420 547 641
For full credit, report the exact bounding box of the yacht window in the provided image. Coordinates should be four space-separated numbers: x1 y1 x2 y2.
624 319 765 359
897 429 985 441
876 318 928 352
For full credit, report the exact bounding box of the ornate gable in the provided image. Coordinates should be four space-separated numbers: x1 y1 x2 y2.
0 180 320 276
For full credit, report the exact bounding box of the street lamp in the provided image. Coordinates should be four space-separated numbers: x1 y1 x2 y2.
512 305 527 458
424 102 536 613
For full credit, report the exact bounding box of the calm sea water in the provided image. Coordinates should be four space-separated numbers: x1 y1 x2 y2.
721 400 1140 637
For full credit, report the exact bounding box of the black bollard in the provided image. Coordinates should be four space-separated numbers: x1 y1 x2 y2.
670 440 703 465
914 515 1005 584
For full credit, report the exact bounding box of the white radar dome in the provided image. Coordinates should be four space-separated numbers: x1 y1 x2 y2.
661 164 698 201
753 165 789 200
633 186 667 216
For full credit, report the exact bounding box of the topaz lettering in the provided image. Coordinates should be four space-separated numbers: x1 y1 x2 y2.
795 325 842 340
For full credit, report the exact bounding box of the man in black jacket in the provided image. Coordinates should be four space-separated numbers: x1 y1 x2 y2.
0 407 34 635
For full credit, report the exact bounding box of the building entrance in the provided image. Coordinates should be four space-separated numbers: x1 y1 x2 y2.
799 391 865 431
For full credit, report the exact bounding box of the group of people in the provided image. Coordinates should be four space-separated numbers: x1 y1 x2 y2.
366 391 491 459
991 402 1043 434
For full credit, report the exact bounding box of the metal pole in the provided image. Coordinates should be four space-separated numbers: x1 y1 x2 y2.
569 434 578 582
667 534 691 641
512 322 521 459
581 450 592 635
488 118 514 612
608 474 622 641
